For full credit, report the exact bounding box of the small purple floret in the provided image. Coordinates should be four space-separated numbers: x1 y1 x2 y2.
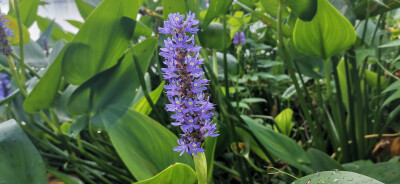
233 31 245 45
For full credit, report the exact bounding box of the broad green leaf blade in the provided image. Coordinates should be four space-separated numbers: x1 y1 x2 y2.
75 0 95 19
23 45 67 113
293 171 383 184
135 163 196 184
378 39 400 48
203 0 233 29
162 0 188 20
306 148 343 172
198 22 231 51
4 15 30 45
62 0 139 85
104 109 194 180
286 0 317 21
343 161 400 184
293 0 356 59
241 115 313 173
0 120 47 184
67 37 157 115
274 108 293 136
36 16 74 42
132 81 165 115
11 0 40 27
241 98 267 104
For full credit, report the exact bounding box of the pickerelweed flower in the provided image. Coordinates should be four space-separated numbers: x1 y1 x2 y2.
0 11 13 56
233 31 245 45
0 73 10 100
159 12 219 157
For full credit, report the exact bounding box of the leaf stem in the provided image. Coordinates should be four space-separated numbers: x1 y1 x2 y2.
10 0 26 84
194 152 208 184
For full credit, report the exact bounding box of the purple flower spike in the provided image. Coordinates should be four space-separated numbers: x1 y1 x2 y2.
159 12 219 157
233 31 246 45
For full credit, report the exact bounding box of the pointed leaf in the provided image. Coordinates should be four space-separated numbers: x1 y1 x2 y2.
203 0 233 29
132 81 165 115
286 0 317 21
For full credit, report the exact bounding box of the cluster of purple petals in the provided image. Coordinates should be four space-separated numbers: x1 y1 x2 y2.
0 73 10 100
159 12 219 157
233 32 245 45
0 13 13 56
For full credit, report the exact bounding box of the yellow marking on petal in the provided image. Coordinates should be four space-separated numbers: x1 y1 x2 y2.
176 101 179 104
202 110 205 112
175 17 179 21
179 38 183 41
194 83 197 86
169 62 173 65
193 144 197 147
170 47 173 50
189 102 193 105
181 142 185 144
190 62 194 66
189 120 193 122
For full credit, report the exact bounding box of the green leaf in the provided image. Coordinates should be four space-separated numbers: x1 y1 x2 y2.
103 109 194 181
203 0 233 29
203 136 217 183
66 20 84 29
67 37 157 115
36 16 75 42
134 21 153 37
23 44 67 113
306 148 343 172
198 22 231 51
236 127 271 162
62 0 139 85
293 171 383 184
135 163 196 184
293 0 356 59
260 0 289 18
273 108 293 136
162 0 188 20
343 161 400 184
364 70 388 89
4 15 30 45
241 97 267 104
241 115 313 173
0 120 47 184
285 0 317 21
12 0 40 27
75 0 95 19
132 81 165 115
378 39 400 48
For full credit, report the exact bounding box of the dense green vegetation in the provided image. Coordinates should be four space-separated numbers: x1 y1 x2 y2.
0 0 400 183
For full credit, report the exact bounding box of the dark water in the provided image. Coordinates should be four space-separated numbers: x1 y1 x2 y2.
1 0 83 40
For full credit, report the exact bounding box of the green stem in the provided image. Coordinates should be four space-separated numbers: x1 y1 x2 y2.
6 55 27 96
212 50 218 77
324 59 332 98
10 0 26 84
277 0 318 147
194 152 207 184
223 14 229 99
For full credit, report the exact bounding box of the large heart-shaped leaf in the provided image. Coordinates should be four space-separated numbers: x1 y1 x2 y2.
286 0 317 21
136 163 196 184
67 37 157 115
293 171 383 184
343 161 400 184
241 115 313 173
75 0 95 19
103 109 194 181
62 0 139 85
198 22 231 51
293 0 356 59
0 120 47 184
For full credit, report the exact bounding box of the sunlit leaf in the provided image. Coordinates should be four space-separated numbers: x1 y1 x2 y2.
135 163 196 184
286 0 317 21
273 108 293 136
203 0 233 29
293 171 383 184
293 0 356 59
4 15 30 45
132 81 165 115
